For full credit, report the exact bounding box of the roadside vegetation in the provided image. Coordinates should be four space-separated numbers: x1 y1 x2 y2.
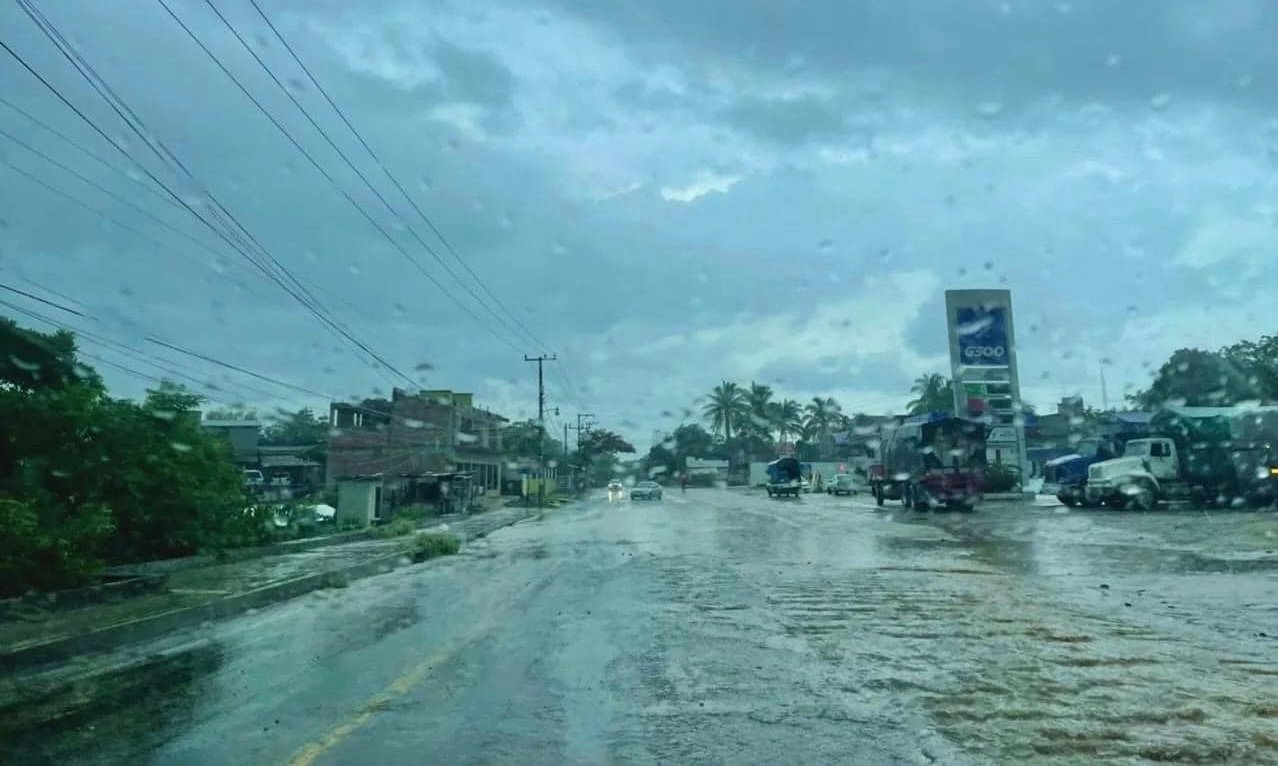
0 320 269 597
409 532 460 562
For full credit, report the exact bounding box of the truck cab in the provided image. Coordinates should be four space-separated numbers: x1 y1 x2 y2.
1085 437 1191 509
1123 438 1178 480
1042 436 1120 507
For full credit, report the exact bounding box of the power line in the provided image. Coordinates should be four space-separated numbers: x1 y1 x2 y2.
0 296 285 402
0 126 261 283
4 6 415 386
78 350 228 404
0 279 84 316
0 156 268 300
0 285 422 428
154 0 520 355
0 93 189 216
146 336 328 399
244 0 553 353
205 0 537 354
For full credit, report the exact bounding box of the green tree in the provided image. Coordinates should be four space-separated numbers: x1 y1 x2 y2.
802 396 841 440
907 373 954 415
741 382 774 439
576 428 635 485
263 407 329 445
0 321 263 594
1131 348 1259 408
579 429 635 457
0 317 91 391
642 423 719 479
671 423 715 459
1221 334 1278 400
501 419 563 460
703 381 747 440
770 399 803 443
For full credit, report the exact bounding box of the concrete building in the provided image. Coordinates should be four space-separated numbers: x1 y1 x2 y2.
326 388 507 493
200 419 263 467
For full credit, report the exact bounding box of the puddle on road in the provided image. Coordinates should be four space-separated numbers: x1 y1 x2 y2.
760 567 1278 764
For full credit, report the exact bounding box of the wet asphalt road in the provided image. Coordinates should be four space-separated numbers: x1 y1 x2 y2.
11 489 1278 765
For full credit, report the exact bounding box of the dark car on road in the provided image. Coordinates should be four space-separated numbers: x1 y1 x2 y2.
630 481 663 501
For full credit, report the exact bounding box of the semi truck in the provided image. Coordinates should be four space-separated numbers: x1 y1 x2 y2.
1084 406 1278 510
869 413 986 511
1041 435 1124 507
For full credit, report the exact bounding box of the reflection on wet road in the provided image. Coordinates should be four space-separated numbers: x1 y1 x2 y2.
13 490 1278 764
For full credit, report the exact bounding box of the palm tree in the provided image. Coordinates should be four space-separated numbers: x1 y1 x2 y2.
770 399 804 443
802 396 841 440
703 381 747 440
743 382 774 440
907 373 954 415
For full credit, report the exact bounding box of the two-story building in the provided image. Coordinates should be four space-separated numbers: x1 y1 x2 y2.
326 388 506 493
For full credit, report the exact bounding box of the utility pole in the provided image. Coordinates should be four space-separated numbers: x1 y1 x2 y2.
524 354 556 506
572 412 596 452
1100 364 1109 412
569 413 595 495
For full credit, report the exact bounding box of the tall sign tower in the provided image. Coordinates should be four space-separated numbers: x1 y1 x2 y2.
944 289 1027 486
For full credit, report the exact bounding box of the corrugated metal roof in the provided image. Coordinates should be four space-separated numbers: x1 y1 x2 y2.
260 455 321 468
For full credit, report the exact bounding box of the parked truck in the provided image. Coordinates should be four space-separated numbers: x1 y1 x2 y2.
870 414 986 511
1041 435 1124 507
1084 406 1278 510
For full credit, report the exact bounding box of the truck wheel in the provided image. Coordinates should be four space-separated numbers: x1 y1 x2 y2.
1105 494 1128 510
1057 495 1078 508
1127 481 1157 511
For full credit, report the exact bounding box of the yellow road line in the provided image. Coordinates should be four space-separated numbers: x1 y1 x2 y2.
286 629 486 766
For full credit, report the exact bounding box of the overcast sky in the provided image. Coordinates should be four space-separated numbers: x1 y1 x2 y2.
2 0 1277 447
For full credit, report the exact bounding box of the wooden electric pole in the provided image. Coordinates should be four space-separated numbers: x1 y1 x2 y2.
524 354 556 506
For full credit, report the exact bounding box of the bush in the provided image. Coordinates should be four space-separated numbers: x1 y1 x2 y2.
983 463 1019 493
0 498 115 597
409 532 459 562
371 516 418 539
395 503 433 521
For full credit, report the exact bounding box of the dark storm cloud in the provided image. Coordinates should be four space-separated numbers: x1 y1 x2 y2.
431 40 515 107
3 0 1278 446
549 0 1278 108
721 94 846 145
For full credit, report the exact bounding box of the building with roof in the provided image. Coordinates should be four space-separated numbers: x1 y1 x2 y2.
325 388 507 493
200 419 264 467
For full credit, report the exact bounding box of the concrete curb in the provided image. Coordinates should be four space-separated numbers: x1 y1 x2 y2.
1 508 540 675
104 528 377 577
1 551 400 675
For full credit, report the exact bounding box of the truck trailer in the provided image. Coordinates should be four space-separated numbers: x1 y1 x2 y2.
1085 406 1278 510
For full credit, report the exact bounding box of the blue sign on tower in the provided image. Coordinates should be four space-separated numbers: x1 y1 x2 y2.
955 306 1008 367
